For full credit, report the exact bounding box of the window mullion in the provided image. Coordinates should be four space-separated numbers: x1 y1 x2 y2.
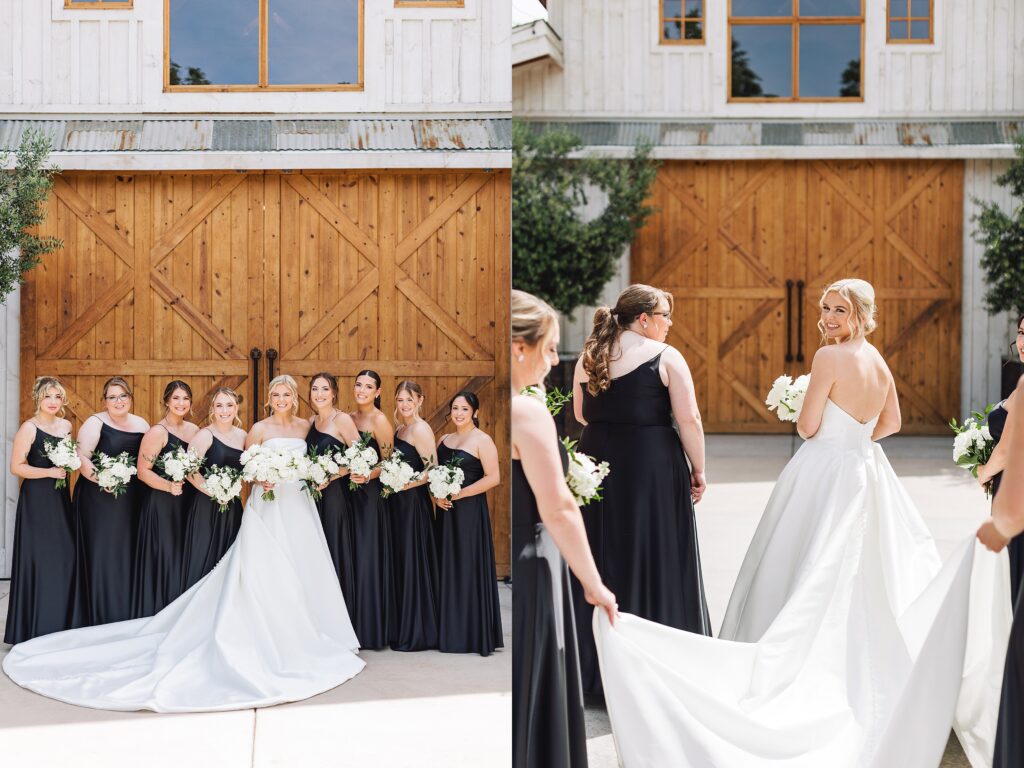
260 0 269 87
792 20 799 100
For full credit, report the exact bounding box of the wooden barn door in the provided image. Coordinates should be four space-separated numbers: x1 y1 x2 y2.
632 160 962 435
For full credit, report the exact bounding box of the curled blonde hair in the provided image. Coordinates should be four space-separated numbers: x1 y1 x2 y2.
207 386 243 428
393 380 424 428
818 278 878 343
265 374 300 416
32 376 68 417
511 289 558 347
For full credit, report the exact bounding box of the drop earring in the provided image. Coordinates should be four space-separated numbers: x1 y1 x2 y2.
516 354 525 362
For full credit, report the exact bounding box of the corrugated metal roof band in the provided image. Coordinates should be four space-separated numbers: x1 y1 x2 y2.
523 120 1023 147
0 118 512 152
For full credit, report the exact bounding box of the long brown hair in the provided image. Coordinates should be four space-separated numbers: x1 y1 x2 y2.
393 380 424 429
580 284 672 395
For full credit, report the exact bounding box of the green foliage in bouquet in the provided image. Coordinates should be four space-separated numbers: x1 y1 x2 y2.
520 385 572 416
512 121 658 315
973 135 1024 318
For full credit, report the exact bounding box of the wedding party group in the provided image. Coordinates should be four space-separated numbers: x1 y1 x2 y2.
511 280 1024 768
1 369 502 712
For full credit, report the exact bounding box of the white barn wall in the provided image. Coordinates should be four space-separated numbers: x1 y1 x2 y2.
514 0 1024 118
0 0 510 114
2 284 18 579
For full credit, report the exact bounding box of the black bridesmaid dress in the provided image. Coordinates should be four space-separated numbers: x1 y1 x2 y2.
571 350 711 696
436 442 503 656
994 585 1023 768
3 428 76 644
988 402 1024 605
71 421 144 628
387 437 440 651
512 441 587 768
181 434 243 591
131 431 194 618
347 436 393 650
305 424 357 621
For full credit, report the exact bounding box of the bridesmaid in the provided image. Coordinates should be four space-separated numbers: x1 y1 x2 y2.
436 391 503 656
72 376 149 627
348 369 395 650
4 377 77 644
181 387 247 591
978 312 1024 607
306 372 360 619
132 381 200 618
388 380 441 651
511 291 617 768
570 284 711 696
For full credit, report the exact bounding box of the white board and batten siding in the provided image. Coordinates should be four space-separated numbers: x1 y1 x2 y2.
515 0 1024 119
0 0 511 114
1 285 18 579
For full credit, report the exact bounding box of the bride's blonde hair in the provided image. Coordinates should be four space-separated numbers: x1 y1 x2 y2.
818 278 877 343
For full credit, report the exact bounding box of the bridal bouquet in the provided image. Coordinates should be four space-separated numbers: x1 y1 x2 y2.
561 437 610 506
427 457 465 503
92 451 138 498
297 446 344 501
378 452 418 498
152 444 204 483
240 444 302 502
42 435 81 489
950 405 996 497
341 432 379 491
203 465 243 513
766 374 810 423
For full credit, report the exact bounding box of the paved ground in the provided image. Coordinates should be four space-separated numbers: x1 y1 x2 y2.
584 434 983 768
0 581 511 768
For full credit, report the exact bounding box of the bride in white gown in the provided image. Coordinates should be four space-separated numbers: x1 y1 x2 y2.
594 279 1010 768
2 375 365 713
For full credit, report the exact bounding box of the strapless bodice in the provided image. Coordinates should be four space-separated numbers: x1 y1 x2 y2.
262 437 308 450
811 399 879 448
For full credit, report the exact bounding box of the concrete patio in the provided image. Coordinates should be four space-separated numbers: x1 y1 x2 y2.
0 583 511 768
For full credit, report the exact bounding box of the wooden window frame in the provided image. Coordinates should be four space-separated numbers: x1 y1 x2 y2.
65 0 133 7
886 0 934 44
727 0 864 103
164 0 364 93
660 0 705 45
395 1 464 6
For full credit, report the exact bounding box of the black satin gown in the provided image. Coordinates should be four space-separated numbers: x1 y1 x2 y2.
131 432 194 618
988 403 1024 605
3 428 76 644
181 434 243 591
571 350 711 696
71 422 144 628
347 436 393 650
305 424 357 622
387 437 440 651
436 442 503 656
513 442 587 768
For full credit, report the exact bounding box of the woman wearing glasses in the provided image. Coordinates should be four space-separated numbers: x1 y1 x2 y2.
71 376 149 627
569 284 711 696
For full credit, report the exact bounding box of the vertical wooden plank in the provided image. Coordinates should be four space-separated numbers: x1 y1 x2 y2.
379 174 398 361
492 169 511 577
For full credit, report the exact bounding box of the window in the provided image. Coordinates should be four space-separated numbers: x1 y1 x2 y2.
661 0 704 44
65 0 133 7
165 0 363 92
395 1 464 6
887 0 933 43
728 0 863 102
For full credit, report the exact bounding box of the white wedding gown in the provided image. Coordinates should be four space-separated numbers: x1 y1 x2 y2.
595 400 1011 768
2 438 365 712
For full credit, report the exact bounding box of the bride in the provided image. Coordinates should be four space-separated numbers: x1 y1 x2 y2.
594 279 1009 767
2 375 364 713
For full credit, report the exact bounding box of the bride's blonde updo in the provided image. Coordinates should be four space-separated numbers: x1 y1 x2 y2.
818 278 878 343
265 374 300 416
581 284 673 396
511 289 558 347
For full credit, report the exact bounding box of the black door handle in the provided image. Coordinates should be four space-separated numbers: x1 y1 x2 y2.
796 280 806 363
249 347 262 424
266 348 278 386
785 280 794 363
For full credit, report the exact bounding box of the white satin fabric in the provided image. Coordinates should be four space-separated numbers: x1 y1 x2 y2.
595 401 1009 768
3 438 365 713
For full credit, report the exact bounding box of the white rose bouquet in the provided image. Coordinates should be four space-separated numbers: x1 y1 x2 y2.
765 374 810 423
42 435 82 489
561 437 610 506
298 446 344 501
203 465 243 513
240 444 302 502
152 444 204 483
427 457 465 503
341 432 379 491
950 405 996 498
92 450 138 498
378 452 418 498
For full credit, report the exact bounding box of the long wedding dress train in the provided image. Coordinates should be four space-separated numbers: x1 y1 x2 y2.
595 401 1009 768
2 438 365 713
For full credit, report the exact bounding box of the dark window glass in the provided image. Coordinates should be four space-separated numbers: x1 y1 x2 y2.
731 25 792 98
799 24 860 97
731 0 791 17
685 0 702 16
685 21 703 39
799 0 860 16
909 19 930 39
268 0 359 85
169 0 258 85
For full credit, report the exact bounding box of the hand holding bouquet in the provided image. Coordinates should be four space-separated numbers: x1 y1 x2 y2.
42 435 81 489
378 452 418 498
561 437 610 506
203 465 243 513
950 405 996 498
341 432 379 491
240 444 301 502
152 445 204 496
427 457 465 505
298 446 344 501
766 374 810 423
93 451 138 497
